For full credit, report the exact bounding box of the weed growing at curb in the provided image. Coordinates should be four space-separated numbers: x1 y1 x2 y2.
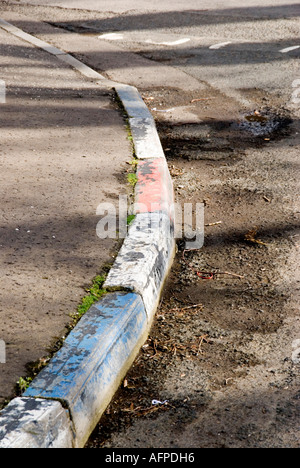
16 376 33 394
127 214 136 226
74 275 107 320
12 273 109 400
127 172 138 187
5 90 138 409
12 92 137 402
113 89 139 191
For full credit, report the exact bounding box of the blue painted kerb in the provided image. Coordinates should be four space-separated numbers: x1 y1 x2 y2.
24 291 147 447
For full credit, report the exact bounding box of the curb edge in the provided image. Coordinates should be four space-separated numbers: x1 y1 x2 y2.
0 19 175 449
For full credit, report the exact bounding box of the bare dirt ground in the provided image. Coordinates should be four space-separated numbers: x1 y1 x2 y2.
87 88 300 448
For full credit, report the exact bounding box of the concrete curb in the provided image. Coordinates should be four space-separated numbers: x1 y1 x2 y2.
0 19 175 448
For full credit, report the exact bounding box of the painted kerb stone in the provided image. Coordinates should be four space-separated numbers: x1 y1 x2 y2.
104 212 175 321
0 397 74 448
0 18 175 449
24 292 148 447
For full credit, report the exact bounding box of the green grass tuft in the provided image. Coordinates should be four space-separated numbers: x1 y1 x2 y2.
76 275 107 319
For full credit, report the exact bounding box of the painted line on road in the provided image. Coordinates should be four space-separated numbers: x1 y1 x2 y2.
98 33 190 47
280 45 300 54
209 41 232 50
145 38 191 46
98 32 124 41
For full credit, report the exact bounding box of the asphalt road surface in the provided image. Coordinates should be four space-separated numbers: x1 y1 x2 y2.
1 0 299 448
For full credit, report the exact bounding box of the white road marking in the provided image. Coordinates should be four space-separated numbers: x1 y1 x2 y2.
151 107 175 112
145 38 190 46
280 45 300 53
98 32 124 40
209 41 232 50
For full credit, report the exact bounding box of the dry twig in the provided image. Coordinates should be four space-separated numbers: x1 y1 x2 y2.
245 227 268 246
182 250 244 280
197 334 208 356
205 221 222 226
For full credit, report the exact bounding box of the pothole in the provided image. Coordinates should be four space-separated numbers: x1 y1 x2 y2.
236 108 292 137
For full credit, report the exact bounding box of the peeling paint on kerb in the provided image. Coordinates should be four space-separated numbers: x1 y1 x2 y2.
0 398 74 448
24 292 147 447
134 158 174 218
104 212 176 320
114 83 165 160
0 19 175 450
129 117 165 159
